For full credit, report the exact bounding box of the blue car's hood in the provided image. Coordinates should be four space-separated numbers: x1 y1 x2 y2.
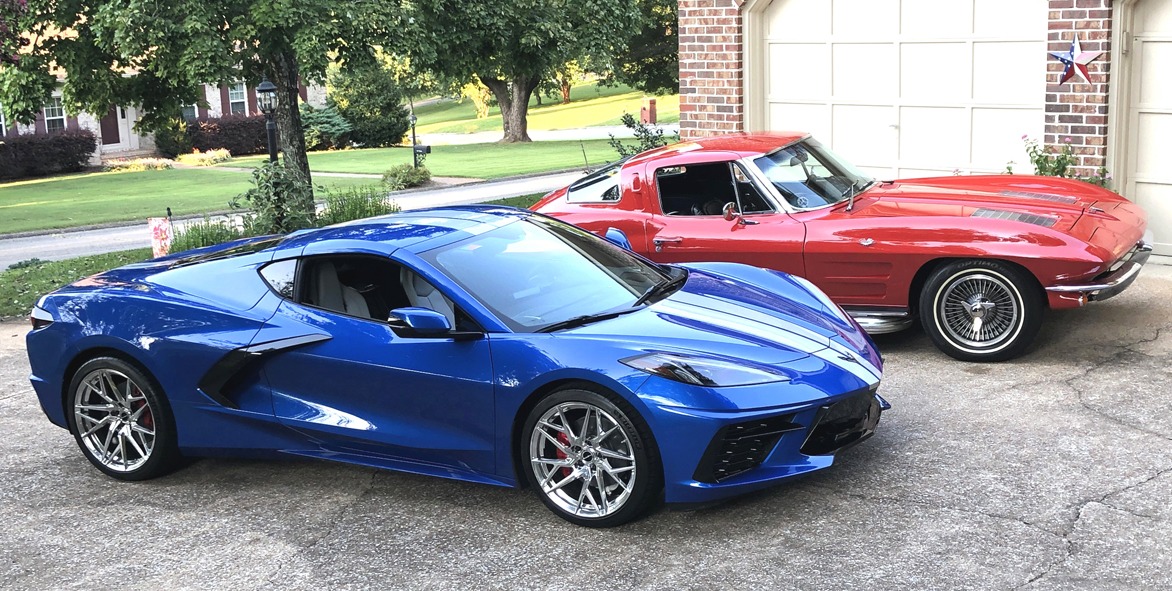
564 263 882 385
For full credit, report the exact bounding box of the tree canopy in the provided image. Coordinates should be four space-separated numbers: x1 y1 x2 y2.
388 0 641 142
611 0 678 95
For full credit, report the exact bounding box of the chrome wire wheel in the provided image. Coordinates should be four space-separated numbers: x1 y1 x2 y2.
936 271 1022 351
73 368 157 473
529 401 637 519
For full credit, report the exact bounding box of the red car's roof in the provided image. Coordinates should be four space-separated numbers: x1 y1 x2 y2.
630 132 808 165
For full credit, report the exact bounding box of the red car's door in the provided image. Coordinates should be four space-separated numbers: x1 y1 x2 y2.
640 153 807 277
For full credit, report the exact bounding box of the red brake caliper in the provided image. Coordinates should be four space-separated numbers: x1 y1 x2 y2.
557 432 572 477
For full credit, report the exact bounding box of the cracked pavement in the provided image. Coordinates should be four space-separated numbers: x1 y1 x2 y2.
1 267 1170 590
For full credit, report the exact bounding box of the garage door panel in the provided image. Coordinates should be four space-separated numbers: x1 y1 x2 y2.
971 108 1042 172
899 107 968 166
900 43 969 101
1135 112 1172 180
832 105 896 168
768 44 829 100
901 0 974 38
832 0 898 37
766 0 829 39
1139 42 1172 106
1133 182 1172 254
974 0 1049 37
1137 1 1172 31
833 44 897 100
973 42 1047 104
769 103 830 140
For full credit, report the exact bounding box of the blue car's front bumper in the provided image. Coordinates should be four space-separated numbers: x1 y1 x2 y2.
646 385 888 505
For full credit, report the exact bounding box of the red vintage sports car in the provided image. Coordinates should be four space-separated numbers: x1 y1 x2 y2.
533 133 1152 361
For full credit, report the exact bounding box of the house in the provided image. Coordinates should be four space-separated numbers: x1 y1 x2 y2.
1 81 328 166
677 0 1170 260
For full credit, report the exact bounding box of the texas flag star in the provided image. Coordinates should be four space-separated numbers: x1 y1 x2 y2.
1049 34 1103 85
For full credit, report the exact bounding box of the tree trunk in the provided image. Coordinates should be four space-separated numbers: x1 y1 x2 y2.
482 75 537 143
559 78 572 104
269 50 314 208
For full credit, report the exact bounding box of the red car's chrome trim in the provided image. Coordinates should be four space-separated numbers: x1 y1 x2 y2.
1045 239 1153 302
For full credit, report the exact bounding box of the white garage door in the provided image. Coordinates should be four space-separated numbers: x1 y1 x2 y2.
758 0 1048 179
1125 0 1172 256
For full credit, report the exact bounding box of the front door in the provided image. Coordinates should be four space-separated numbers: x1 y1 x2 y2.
98 106 131 152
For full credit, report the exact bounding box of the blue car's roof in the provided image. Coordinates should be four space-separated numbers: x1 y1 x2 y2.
278 205 532 253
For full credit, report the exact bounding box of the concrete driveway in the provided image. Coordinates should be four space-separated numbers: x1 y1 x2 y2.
1 268 1170 590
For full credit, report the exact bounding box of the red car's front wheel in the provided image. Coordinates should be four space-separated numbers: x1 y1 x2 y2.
919 260 1043 362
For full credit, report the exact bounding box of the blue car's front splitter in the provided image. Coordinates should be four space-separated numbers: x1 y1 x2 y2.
653 390 888 506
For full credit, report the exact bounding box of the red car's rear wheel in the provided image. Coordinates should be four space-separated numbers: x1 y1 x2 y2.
919 260 1043 362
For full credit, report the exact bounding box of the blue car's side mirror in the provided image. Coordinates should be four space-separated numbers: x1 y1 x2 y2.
604 227 632 250
388 307 451 336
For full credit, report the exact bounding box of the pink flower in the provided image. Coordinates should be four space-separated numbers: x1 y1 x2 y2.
1063 137 1072 143
1021 134 1028 140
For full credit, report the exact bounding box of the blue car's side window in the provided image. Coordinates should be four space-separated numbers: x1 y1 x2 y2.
259 259 297 299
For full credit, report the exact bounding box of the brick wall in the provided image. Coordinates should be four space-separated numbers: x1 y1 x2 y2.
1046 0 1113 177
677 0 745 139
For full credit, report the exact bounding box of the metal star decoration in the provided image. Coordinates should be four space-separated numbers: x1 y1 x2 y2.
1049 34 1103 85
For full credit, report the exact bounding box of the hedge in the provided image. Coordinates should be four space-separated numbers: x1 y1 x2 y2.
0 130 97 181
188 115 269 156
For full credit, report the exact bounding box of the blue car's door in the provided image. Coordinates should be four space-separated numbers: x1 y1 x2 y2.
259 300 497 478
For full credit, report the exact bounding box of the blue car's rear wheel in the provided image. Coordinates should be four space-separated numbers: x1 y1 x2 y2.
523 386 660 527
66 357 181 481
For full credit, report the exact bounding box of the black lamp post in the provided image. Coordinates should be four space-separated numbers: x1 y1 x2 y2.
409 113 419 168
256 76 278 163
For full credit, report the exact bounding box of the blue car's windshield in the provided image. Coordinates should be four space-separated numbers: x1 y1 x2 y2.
419 216 668 332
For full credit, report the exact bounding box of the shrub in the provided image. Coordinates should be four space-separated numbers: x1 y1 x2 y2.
176 148 232 167
328 61 411 147
188 115 268 155
608 112 675 158
302 103 352 151
229 161 316 234
317 185 399 226
170 217 246 253
153 118 193 158
103 157 175 172
1011 136 1112 189
0 130 97 180
382 164 432 191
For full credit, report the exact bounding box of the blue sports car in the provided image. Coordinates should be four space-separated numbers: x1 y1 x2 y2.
27 206 886 527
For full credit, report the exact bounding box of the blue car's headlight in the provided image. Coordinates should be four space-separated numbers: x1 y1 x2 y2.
620 353 791 387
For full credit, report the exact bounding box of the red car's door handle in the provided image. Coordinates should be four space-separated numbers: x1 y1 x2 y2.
653 237 683 251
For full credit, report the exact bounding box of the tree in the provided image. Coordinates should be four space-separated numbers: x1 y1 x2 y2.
390 0 640 143
0 0 389 202
327 59 411 148
611 0 678 95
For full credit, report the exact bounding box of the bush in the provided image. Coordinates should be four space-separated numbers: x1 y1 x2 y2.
328 61 411 147
229 161 316 234
188 115 268 155
176 148 232 167
382 164 432 190
317 185 399 226
608 112 675 158
302 103 352 151
0 130 97 180
170 218 246 253
103 157 175 172
153 118 193 158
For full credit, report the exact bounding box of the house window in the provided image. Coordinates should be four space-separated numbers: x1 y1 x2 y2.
44 97 66 133
228 83 248 115
180 104 199 121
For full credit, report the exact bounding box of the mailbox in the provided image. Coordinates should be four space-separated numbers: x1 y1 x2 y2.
413 144 432 155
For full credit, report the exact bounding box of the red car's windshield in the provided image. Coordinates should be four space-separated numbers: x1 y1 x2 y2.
753 138 874 210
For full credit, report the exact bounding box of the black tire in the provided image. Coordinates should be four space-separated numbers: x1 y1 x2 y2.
65 357 182 481
520 385 662 527
919 260 1043 362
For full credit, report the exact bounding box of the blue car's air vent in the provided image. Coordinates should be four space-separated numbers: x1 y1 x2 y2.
694 414 802 483
972 208 1058 228
998 190 1078 205
800 389 882 456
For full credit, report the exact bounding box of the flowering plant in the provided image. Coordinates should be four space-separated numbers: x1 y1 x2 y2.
1012 135 1111 188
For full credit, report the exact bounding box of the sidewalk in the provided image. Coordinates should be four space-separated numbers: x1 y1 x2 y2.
0 170 584 270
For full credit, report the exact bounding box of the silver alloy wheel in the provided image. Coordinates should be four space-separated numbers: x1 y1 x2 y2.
936 271 1022 351
529 402 637 519
73 368 156 473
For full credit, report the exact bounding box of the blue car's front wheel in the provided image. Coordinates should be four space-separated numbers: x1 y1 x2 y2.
523 386 661 527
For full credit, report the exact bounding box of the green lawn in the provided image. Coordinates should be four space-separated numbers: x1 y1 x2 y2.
0 169 377 235
412 81 679 134
221 139 622 178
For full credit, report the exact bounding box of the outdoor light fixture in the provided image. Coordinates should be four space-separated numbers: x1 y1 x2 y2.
256 76 278 163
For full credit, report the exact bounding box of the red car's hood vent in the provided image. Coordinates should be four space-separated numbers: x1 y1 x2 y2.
996 190 1078 205
971 208 1059 228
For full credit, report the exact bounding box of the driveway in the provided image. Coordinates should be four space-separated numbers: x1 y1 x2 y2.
1 267 1170 590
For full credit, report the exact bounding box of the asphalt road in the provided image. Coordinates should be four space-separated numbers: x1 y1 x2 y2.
2 267 1171 590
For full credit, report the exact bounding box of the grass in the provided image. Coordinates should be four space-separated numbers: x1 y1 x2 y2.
0 169 379 235
412 81 679 134
1 248 153 320
482 193 545 209
220 138 621 178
